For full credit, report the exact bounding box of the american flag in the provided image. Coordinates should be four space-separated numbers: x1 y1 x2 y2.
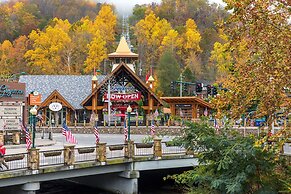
150 120 155 137
62 122 77 144
19 119 32 150
124 120 128 141
94 122 100 143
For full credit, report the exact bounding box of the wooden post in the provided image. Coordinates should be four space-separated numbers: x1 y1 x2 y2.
153 138 162 159
64 145 75 166
28 148 40 170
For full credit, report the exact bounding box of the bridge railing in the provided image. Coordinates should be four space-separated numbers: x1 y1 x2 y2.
39 149 64 167
75 146 97 163
1 139 190 172
3 152 28 171
107 144 126 159
161 142 186 155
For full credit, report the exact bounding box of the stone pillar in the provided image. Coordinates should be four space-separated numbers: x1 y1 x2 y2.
124 140 134 159
64 145 75 166
0 132 4 144
13 132 20 145
97 143 107 164
22 182 40 194
28 148 39 170
153 138 162 159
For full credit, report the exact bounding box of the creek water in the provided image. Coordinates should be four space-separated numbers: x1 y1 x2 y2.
38 169 188 194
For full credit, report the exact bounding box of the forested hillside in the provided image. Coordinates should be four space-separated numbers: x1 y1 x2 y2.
0 0 228 95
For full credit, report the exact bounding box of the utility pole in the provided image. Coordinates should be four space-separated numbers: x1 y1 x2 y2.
180 74 183 97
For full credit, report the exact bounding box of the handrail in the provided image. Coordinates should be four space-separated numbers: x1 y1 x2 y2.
0 141 289 173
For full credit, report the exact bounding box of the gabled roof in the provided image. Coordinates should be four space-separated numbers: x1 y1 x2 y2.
82 63 163 106
108 36 138 58
160 96 212 109
19 75 105 109
40 90 74 110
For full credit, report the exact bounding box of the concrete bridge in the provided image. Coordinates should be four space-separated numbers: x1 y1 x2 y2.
0 139 197 194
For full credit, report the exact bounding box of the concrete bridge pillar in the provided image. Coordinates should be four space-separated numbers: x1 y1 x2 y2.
28 148 39 170
21 182 40 194
64 145 75 165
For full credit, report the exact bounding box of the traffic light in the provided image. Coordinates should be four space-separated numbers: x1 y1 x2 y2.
207 85 212 95
196 83 202 93
212 86 218 96
170 81 176 90
183 83 187 93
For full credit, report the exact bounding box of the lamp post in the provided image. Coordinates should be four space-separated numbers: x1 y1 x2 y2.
127 105 132 141
83 110 86 127
30 106 37 148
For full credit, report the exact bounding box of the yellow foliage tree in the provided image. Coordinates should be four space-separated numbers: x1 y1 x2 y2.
25 19 72 74
93 5 117 51
134 11 172 73
84 31 107 73
212 0 291 131
0 40 13 74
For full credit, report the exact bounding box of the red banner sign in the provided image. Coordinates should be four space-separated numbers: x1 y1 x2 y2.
104 92 141 101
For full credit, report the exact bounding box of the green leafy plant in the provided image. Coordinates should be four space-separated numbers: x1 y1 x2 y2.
167 120 289 194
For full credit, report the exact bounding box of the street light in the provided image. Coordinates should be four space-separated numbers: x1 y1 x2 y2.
127 105 132 141
83 110 86 127
29 106 37 148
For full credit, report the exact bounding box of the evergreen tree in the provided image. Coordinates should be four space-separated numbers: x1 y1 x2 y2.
156 50 180 96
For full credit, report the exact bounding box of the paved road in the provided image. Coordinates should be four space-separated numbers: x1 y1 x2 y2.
6 133 173 154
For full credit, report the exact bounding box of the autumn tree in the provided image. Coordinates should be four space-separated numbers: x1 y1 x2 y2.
84 31 107 73
92 5 117 52
134 11 172 76
212 0 291 129
155 0 228 70
25 18 72 74
0 40 13 74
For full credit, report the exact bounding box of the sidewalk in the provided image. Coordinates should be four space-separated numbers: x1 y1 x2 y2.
5 138 57 154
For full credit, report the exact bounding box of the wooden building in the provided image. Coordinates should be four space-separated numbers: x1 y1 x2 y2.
82 36 163 124
161 96 212 120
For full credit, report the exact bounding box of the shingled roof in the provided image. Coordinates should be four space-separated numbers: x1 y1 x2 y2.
19 75 105 109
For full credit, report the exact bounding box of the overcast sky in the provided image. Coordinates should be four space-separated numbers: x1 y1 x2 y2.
0 0 227 15
99 0 226 15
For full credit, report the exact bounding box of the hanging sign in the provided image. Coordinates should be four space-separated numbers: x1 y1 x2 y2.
49 102 62 111
103 92 141 101
0 106 22 117
29 94 42 105
0 119 20 131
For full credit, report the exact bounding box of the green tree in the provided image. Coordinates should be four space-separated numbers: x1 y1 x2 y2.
168 120 289 194
156 50 180 96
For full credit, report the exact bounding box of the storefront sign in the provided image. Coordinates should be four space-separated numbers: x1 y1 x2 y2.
0 118 20 131
49 102 62 111
104 92 141 101
29 94 42 105
0 82 25 101
0 106 22 117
